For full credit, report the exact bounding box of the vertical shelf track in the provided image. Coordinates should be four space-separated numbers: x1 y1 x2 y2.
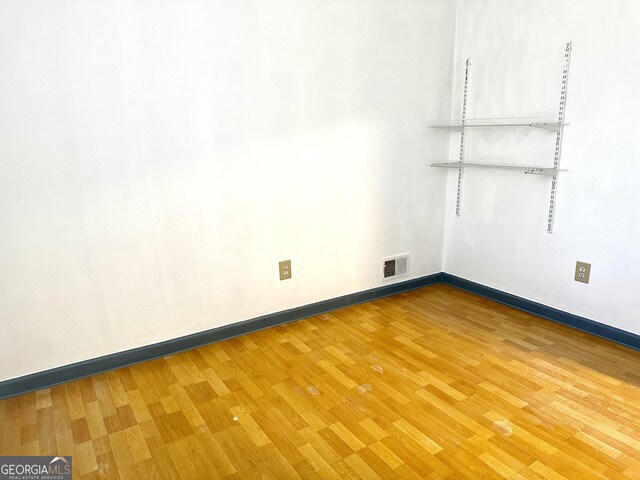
455 59 471 215
547 41 572 233
435 42 572 232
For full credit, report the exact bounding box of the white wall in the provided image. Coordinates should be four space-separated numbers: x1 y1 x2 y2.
442 0 640 335
0 0 456 380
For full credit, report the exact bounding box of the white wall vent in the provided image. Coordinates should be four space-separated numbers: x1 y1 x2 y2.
381 253 410 281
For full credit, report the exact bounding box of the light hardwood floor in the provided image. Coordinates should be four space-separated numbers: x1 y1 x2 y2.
1 284 639 479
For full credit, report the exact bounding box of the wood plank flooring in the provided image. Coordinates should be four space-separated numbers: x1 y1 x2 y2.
1 284 639 479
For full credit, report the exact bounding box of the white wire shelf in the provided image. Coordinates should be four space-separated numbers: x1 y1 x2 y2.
427 118 565 132
430 161 561 176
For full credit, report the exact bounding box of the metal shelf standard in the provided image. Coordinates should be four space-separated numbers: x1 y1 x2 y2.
429 42 572 233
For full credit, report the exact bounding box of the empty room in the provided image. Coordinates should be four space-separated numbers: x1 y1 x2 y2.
1 0 638 478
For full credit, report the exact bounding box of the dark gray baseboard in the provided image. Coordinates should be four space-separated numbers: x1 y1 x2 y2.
0 273 443 400
2 271 637 400
442 273 640 352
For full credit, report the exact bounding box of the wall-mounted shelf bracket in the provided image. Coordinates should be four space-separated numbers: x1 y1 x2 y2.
428 42 572 232
428 119 566 132
431 161 562 176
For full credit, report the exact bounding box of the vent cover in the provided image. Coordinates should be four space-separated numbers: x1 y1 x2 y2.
381 253 410 281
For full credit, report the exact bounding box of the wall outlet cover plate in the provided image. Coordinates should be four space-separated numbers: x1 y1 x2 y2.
574 261 591 284
279 260 292 281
